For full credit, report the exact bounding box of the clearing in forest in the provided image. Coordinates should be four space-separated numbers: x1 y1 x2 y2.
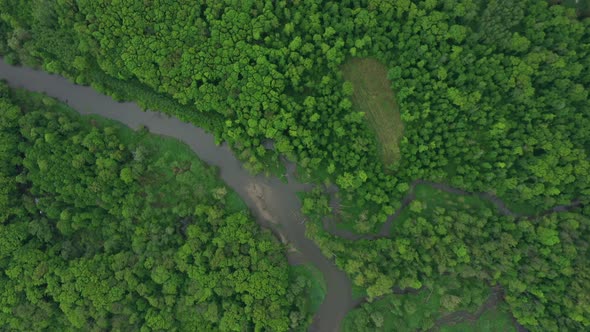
342 57 403 165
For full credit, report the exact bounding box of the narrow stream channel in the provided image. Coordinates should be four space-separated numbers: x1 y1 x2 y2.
0 59 354 332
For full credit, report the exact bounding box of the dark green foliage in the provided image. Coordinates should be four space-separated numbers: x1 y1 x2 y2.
0 83 315 331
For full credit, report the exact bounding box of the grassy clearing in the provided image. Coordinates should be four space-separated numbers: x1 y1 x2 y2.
290 264 327 313
501 199 537 216
440 304 516 332
390 184 496 236
342 57 403 165
337 198 383 234
296 163 332 185
352 284 368 301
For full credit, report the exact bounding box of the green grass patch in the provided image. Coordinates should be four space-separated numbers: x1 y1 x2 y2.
440 303 516 332
295 163 333 185
342 57 403 165
337 199 383 234
259 152 288 181
352 284 368 301
501 198 537 216
326 189 384 235
290 264 327 314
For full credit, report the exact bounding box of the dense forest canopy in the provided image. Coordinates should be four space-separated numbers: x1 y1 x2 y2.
1 0 589 331
0 82 317 331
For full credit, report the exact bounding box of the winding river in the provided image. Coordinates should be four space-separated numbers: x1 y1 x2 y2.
0 59 355 332
1 59 583 331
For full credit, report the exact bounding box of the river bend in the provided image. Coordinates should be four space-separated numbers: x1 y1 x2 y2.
0 59 354 332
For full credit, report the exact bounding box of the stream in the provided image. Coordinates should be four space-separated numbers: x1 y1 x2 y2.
0 59 355 332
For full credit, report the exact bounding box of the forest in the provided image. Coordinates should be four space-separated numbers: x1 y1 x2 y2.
1 0 589 330
0 82 318 331
304 185 590 330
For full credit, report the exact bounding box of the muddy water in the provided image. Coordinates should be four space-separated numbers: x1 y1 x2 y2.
0 59 353 332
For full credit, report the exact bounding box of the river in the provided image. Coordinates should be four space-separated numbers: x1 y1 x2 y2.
0 59 354 332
